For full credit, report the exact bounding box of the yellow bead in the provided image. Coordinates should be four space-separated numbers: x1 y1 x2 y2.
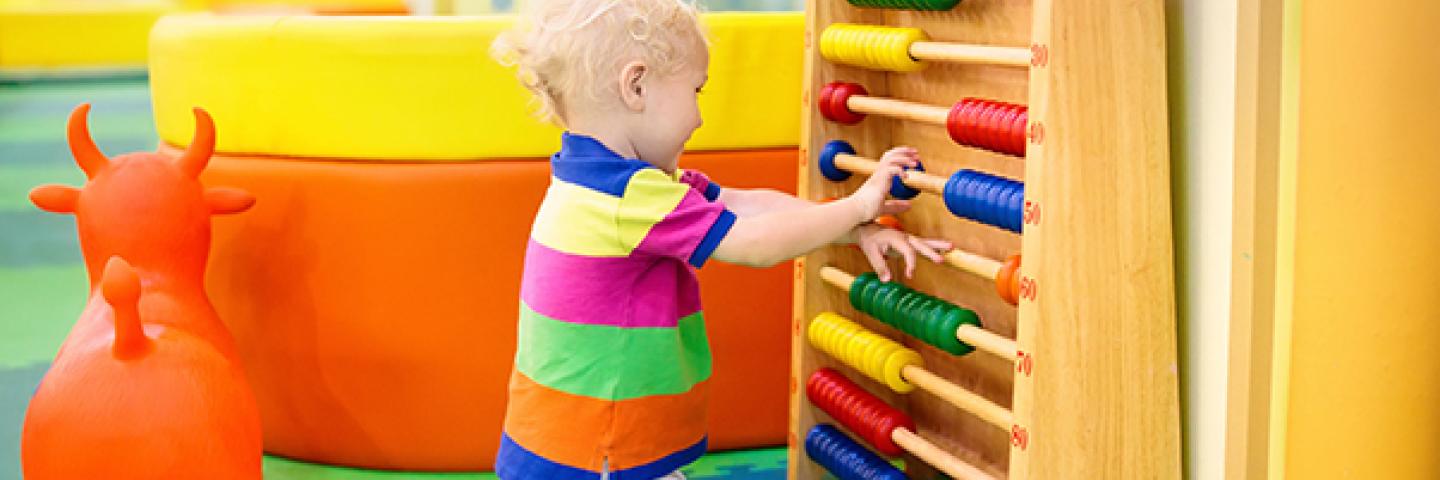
819 23 928 73
807 311 922 393
883 348 924 393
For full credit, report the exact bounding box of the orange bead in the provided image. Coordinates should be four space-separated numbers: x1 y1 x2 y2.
996 254 1022 305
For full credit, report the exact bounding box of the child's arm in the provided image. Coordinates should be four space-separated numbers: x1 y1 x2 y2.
709 195 877 267
710 147 946 272
716 189 817 216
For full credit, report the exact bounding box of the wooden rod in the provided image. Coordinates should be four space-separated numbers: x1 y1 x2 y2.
818 266 1019 362
834 153 948 194
846 95 951 126
832 153 878 176
902 365 1013 430
943 248 1003 280
957 325 1019 362
910 41 1031 68
818 265 856 290
891 427 1000 480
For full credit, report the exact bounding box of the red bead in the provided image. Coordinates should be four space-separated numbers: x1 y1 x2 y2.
818 82 838 121
1009 108 1029 156
806 368 914 457
947 98 1028 157
827 82 868 125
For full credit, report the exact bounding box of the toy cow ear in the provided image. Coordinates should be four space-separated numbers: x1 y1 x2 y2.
29 184 80 213
206 187 254 215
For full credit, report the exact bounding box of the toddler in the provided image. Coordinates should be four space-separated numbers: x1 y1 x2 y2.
491 1 952 478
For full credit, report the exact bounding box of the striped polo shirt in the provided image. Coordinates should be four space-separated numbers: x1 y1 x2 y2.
496 133 736 480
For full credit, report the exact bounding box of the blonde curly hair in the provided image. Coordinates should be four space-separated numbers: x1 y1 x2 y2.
491 0 708 127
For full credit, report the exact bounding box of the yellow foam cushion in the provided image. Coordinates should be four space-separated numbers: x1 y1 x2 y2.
206 0 407 14
149 13 803 161
0 0 180 69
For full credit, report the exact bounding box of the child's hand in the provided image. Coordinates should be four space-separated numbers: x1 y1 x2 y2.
849 146 920 220
855 224 953 282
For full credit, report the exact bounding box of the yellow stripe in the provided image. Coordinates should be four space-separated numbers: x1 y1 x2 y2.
617 169 691 251
531 178 626 257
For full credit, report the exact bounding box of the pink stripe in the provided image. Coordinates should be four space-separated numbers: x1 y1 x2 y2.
521 239 702 328
632 192 724 260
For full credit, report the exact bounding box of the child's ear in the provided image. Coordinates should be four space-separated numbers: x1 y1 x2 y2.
206 187 255 215
619 61 648 111
29 184 80 213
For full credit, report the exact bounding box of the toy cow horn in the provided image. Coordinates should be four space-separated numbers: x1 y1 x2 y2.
177 108 216 178
66 104 109 179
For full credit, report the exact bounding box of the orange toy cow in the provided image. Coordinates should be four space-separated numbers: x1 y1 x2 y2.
22 104 263 479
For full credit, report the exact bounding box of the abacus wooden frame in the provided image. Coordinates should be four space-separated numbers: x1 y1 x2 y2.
788 1 1181 478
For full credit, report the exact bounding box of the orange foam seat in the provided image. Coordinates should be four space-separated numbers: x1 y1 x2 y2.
184 145 797 471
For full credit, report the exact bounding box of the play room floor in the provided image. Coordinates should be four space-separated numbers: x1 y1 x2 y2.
0 78 787 480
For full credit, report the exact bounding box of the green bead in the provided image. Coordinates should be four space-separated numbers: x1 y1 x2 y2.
851 272 878 312
925 306 951 350
926 305 953 344
933 308 965 354
841 272 985 356
896 292 924 320
910 300 941 329
859 279 882 314
895 293 926 335
954 305 982 329
874 284 903 324
858 275 881 314
948 307 984 355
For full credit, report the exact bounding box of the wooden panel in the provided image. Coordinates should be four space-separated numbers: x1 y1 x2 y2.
1012 0 1181 477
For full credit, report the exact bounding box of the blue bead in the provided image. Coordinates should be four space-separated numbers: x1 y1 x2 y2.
805 425 908 480
888 160 924 199
1005 186 1025 232
942 169 1024 233
819 140 856 182
977 175 1005 227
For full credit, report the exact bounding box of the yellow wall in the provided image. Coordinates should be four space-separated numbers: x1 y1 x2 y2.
0 1 178 69
149 13 803 160
1281 2 1440 477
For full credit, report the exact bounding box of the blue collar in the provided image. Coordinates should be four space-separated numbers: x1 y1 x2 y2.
557 132 631 160
551 132 651 197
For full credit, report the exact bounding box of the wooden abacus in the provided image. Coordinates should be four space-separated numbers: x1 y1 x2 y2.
788 1 1180 479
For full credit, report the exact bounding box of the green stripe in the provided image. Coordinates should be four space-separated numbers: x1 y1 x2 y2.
515 303 711 401
0 115 156 143
0 165 84 212
0 211 80 267
0 265 88 368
